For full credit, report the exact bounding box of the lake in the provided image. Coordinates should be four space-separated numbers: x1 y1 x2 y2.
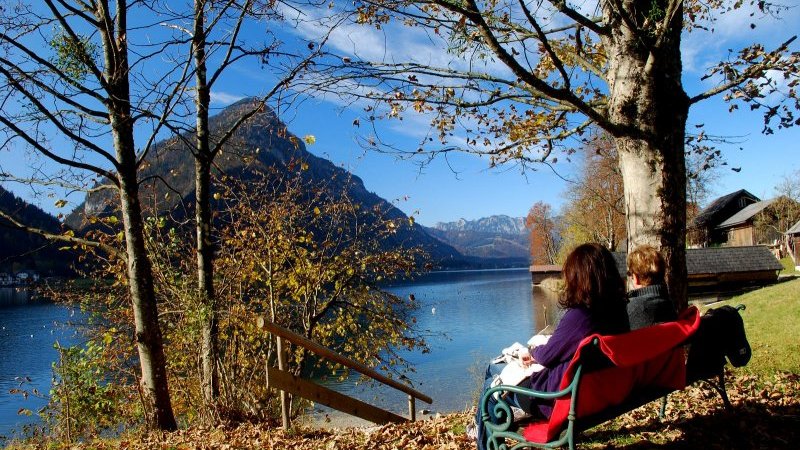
0 288 83 440
315 268 560 424
0 269 553 435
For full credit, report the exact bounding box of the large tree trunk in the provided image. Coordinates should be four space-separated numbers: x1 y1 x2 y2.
113 110 177 430
102 0 177 430
193 0 219 410
603 0 690 311
118 173 178 431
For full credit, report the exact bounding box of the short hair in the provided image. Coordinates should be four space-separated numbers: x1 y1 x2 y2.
560 243 628 334
627 244 666 286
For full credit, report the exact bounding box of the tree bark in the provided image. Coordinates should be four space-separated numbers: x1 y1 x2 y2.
602 0 689 311
118 173 178 431
102 0 177 430
193 0 219 409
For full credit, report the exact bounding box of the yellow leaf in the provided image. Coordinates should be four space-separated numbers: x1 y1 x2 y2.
303 134 316 145
313 207 321 215
54 199 68 208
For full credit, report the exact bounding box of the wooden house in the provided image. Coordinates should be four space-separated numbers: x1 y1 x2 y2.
683 246 783 290
688 189 760 247
532 246 782 292
715 198 778 247
788 219 800 269
715 196 800 257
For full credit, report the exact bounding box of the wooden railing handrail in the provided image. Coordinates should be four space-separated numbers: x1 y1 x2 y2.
257 317 433 404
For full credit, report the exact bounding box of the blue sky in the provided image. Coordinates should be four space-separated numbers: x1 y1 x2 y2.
255 2 800 226
2 2 799 227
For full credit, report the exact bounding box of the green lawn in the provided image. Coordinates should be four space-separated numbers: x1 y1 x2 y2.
780 256 798 275
711 277 800 375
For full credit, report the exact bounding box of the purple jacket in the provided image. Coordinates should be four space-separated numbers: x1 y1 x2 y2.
522 307 598 418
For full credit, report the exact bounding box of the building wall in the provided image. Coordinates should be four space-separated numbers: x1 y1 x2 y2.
727 225 755 247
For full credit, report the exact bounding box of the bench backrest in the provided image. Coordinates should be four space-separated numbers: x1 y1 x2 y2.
523 306 702 443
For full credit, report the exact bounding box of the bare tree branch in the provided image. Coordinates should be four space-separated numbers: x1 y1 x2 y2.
0 208 123 258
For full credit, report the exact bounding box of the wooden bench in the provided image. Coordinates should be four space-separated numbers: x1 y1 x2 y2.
479 305 741 449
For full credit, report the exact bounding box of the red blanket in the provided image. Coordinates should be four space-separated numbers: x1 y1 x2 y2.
522 306 701 443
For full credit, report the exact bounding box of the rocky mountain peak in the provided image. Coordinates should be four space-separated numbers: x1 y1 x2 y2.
432 215 526 235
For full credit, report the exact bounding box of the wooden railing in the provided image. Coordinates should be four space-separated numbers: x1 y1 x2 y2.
257 317 433 428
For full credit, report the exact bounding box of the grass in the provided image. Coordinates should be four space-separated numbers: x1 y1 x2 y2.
712 277 800 375
779 256 798 274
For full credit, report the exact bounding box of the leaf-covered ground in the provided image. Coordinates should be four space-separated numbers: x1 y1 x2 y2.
30 371 798 449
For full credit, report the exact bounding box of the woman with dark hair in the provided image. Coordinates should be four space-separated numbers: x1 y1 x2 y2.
516 243 629 417
473 243 629 448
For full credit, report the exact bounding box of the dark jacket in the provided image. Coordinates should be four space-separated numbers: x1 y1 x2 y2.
626 284 677 330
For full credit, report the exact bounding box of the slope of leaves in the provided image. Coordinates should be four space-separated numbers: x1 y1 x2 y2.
9 371 799 449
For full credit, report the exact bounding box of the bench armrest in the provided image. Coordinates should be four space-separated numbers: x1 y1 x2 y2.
479 365 584 435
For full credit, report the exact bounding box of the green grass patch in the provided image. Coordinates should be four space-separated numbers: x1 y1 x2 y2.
711 278 800 376
780 256 798 274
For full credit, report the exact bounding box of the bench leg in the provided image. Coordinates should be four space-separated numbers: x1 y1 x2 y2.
705 371 733 410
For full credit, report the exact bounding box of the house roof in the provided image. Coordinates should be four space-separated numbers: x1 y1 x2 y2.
613 245 782 276
788 219 800 235
685 246 783 274
690 189 759 228
716 198 777 229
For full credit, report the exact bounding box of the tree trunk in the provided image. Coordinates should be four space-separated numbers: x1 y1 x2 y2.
118 174 178 431
193 0 219 410
196 153 219 408
102 0 177 430
114 108 177 431
603 0 690 311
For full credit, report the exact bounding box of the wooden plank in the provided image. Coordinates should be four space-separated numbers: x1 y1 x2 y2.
267 366 407 425
257 318 432 404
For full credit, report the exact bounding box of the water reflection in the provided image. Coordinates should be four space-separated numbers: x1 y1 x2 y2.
0 288 82 440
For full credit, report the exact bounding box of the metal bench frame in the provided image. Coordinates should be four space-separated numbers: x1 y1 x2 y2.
479 338 734 450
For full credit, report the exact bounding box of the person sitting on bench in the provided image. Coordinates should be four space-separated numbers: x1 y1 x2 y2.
473 243 630 450
626 244 677 330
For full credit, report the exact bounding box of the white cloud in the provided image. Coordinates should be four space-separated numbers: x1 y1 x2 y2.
682 3 800 77
280 3 515 76
210 91 246 105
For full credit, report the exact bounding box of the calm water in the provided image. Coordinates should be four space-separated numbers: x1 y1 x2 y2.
0 288 83 440
316 268 560 421
0 269 556 434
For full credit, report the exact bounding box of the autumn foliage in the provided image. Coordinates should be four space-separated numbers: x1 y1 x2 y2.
525 201 558 265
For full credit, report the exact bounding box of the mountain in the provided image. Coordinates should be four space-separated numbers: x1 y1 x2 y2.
0 185 76 276
432 215 527 234
424 215 531 264
68 98 468 266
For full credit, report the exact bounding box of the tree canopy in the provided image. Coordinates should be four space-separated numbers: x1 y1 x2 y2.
306 0 800 309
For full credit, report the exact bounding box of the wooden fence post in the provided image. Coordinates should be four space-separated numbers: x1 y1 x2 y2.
277 336 291 429
258 316 431 427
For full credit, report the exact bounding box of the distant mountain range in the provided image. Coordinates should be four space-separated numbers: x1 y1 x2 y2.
0 185 76 276
424 215 531 263
432 215 527 234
